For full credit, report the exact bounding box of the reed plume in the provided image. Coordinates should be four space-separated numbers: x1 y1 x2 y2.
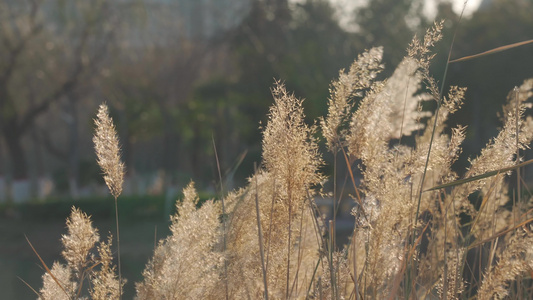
93 102 125 298
93 103 124 199
39 207 121 299
136 181 223 299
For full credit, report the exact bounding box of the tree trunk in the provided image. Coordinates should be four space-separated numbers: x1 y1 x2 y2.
3 128 28 180
161 109 180 186
66 97 80 199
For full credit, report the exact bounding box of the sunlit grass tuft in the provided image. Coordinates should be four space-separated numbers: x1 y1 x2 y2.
29 24 533 300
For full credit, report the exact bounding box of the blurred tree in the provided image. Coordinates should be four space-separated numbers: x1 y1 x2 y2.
229 0 357 121
105 66 162 176
286 0 360 118
104 1 233 190
0 0 119 191
188 0 358 184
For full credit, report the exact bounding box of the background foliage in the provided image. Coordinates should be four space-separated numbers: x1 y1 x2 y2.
1 0 531 200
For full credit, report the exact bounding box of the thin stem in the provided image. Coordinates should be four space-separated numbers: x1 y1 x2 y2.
305 258 321 298
254 164 269 299
212 135 229 300
515 86 521 224
114 196 122 300
415 1 468 227
286 195 292 300
329 220 336 300
443 198 448 300
25 235 70 299
290 204 306 297
265 176 276 275
333 151 337 253
352 232 359 300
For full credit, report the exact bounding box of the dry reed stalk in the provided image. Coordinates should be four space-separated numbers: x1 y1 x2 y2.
93 103 125 298
93 103 124 200
254 165 269 299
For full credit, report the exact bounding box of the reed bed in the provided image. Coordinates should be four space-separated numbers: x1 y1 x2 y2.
29 21 533 299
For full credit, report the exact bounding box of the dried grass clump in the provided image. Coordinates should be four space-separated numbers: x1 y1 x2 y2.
39 207 121 300
222 82 324 299
136 181 223 299
263 82 324 203
34 22 533 300
327 21 533 299
477 230 533 299
321 46 384 152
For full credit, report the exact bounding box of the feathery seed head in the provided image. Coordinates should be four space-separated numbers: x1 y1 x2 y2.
93 103 124 199
321 47 384 151
61 207 100 277
136 181 223 299
478 232 533 299
263 81 324 205
39 208 121 299
40 262 77 300
91 235 122 299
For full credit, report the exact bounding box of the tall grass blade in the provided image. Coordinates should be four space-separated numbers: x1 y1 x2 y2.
425 158 533 191
25 235 70 299
449 39 533 63
17 276 42 298
515 87 522 223
467 217 533 250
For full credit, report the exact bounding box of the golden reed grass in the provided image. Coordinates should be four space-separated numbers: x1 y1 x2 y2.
34 23 533 299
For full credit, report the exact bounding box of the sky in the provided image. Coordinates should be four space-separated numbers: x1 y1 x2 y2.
423 0 483 18
292 0 484 31
327 0 482 16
